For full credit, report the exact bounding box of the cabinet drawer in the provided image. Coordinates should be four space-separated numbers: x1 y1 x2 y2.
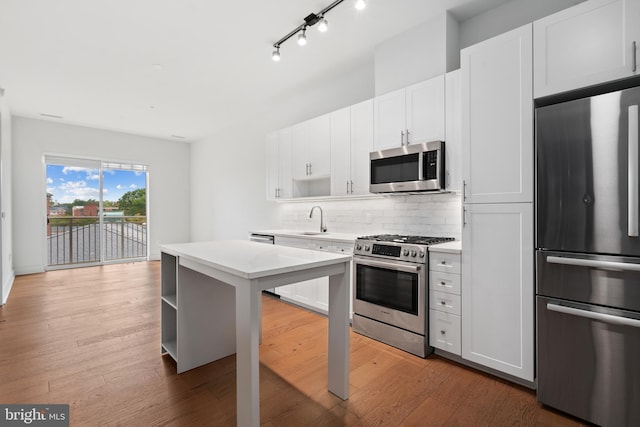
429 310 461 355
429 271 461 295
429 252 461 274
429 290 461 315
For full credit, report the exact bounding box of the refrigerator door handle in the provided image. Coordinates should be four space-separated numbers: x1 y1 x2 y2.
629 104 639 237
547 255 640 271
547 303 640 328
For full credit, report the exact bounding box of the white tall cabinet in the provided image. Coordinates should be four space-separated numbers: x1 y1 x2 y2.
534 0 640 98
460 24 534 382
330 99 373 196
373 75 445 150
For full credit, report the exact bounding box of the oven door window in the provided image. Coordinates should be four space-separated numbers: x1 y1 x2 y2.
356 264 418 315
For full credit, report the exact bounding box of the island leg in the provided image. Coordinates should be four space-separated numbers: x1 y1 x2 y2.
235 282 261 427
327 264 350 400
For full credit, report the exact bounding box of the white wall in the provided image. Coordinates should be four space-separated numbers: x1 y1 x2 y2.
459 0 585 48
0 93 14 304
12 117 190 274
190 61 375 242
374 12 459 96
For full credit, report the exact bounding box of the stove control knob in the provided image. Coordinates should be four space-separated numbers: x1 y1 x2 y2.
364 245 371 251
356 244 362 251
402 249 410 256
419 250 425 258
410 250 417 257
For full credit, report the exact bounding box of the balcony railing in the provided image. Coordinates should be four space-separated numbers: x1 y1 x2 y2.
47 216 147 266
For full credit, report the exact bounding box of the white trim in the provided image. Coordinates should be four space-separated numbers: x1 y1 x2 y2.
1 272 14 305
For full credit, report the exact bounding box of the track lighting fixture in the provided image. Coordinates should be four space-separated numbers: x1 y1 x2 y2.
271 0 367 61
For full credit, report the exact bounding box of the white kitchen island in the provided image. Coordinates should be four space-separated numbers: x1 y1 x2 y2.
160 240 352 427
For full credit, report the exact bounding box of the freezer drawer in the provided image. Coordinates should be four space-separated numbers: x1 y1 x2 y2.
537 250 640 312
537 296 640 427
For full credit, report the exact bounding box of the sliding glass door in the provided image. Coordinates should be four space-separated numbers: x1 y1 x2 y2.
45 156 148 268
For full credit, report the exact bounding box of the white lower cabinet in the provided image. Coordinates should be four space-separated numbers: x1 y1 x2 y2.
429 249 461 356
461 202 534 382
273 236 353 315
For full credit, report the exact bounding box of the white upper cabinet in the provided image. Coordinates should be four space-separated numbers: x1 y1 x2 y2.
406 76 446 145
266 131 279 200
461 24 533 204
331 99 374 196
350 99 374 195
534 0 640 98
374 75 445 151
266 127 292 200
445 70 462 192
292 114 331 180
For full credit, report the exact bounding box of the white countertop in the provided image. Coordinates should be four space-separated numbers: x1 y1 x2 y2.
161 240 352 280
429 240 461 253
251 229 362 244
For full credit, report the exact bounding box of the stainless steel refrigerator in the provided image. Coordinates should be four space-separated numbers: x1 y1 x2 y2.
536 83 640 427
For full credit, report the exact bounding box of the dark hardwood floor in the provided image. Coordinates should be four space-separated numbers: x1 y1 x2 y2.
0 261 587 426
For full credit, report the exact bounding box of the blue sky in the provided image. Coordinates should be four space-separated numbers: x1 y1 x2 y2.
46 165 147 204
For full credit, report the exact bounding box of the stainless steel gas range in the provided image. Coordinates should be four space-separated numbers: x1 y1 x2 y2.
352 234 454 357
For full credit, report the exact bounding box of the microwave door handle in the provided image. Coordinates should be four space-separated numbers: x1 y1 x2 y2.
418 152 424 180
629 104 639 237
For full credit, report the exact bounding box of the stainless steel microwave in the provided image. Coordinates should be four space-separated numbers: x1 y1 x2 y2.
369 140 445 193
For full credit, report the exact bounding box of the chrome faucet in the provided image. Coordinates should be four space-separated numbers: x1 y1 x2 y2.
309 205 327 233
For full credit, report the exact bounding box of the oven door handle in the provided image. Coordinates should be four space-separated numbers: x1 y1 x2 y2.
354 257 422 273
547 303 640 328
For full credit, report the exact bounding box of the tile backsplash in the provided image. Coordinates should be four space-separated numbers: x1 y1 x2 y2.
278 193 462 239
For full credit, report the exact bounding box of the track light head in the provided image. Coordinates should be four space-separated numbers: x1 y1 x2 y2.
298 28 307 46
355 0 366 10
272 46 281 61
318 18 328 32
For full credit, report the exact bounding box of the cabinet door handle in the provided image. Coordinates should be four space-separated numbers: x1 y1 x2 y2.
633 41 637 73
440 330 446 335
462 206 467 227
462 180 467 201
406 129 410 145
400 130 405 146
440 300 446 305
309 163 312 175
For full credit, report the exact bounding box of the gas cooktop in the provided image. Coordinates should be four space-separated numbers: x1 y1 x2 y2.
356 234 455 246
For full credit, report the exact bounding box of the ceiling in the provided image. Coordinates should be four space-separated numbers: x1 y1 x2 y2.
0 0 511 142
